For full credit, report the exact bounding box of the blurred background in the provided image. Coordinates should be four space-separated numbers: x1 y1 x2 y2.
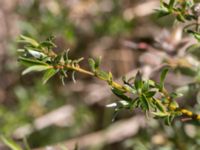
1 0 200 149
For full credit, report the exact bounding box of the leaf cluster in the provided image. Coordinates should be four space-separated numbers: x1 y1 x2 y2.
107 68 182 125
158 0 200 42
18 35 84 85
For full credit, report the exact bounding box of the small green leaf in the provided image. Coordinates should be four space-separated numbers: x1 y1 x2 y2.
22 65 51 75
152 111 169 117
160 68 169 90
42 68 58 84
148 80 155 86
169 101 179 110
145 91 156 98
170 92 183 99
169 0 175 9
40 41 56 49
88 57 101 72
154 98 166 112
53 55 62 64
19 35 39 47
176 14 185 22
96 70 109 80
18 57 49 66
176 66 197 77
157 9 170 17
186 43 200 60
112 88 132 101
164 115 174 125
130 98 139 109
134 71 143 91
108 72 113 84
140 94 150 111
88 58 96 72
143 81 150 92
95 56 102 69
187 30 200 42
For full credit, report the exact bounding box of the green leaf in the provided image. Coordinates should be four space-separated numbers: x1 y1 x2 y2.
152 111 169 117
186 43 200 60
134 71 143 91
169 0 175 9
154 98 166 112
191 31 200 42
42 69 58 84
40 41 56 49
164 115 174 125
18 57 49 66
170 92 183 99
130 98 139 109
186 30 200 41
148 80 155 86
53 55 62 64
22 65 51 75
88 57 101 72
1 136 22 150
176 66 197 77
108 72 113 84
169 101 179 110
112 88 132 101
160 68 169 90
95 56 102 69
143 81 150 92
145 91 156 98
96 70 109 80
19 35 39 47
88 58 96 72
140 94 150 111
157 9 170 17
176 14 185 22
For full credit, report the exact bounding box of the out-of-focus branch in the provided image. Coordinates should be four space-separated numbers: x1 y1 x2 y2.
123 0 159 21
35 116 146 150
13 105 74 139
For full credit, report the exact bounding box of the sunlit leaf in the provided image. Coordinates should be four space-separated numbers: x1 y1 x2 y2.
19 35 39 47
42 68 58 84
19 57 49 66
22 65 51 75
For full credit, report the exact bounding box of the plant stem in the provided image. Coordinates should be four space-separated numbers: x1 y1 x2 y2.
63 63 200 122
